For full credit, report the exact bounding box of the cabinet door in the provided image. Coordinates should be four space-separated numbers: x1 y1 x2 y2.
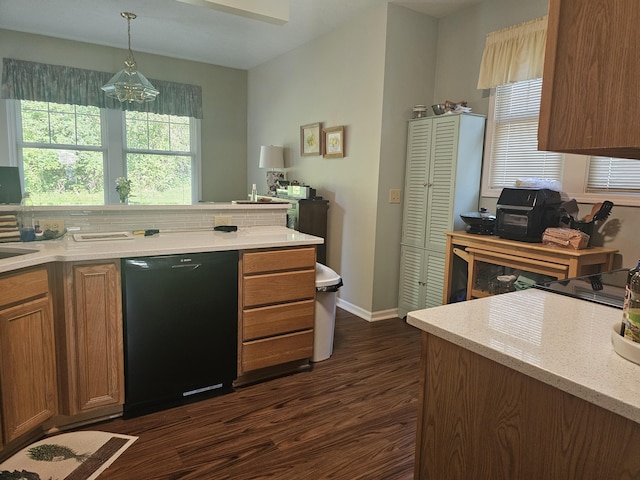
425 116 460 253
539 0 640 159
398 245 427 318
398 246 446 318
424 250 446 309
0 296 57 443
59 262 124 414
401 119 432 247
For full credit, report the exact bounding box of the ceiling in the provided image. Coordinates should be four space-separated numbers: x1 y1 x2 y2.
0 0 482 70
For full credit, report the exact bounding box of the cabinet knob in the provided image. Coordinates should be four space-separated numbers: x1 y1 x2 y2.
423 182 432 187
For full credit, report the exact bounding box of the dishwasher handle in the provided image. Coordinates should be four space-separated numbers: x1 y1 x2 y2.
171 263 201 271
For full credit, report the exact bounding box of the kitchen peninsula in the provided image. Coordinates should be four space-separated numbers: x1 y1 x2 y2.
407 289 640 479
0 203 323 458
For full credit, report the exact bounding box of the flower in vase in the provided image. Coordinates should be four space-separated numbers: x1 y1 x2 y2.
115 177 132 203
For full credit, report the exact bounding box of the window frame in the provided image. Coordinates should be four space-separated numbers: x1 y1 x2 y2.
4 99 201 205
481 85 640 207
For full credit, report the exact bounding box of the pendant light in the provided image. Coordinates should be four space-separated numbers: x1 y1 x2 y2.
102 12 159 103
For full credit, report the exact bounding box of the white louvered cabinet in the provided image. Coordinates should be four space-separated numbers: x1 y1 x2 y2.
398 114 485 317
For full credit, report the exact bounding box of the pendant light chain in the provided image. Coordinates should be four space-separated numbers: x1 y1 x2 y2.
124 12 136 70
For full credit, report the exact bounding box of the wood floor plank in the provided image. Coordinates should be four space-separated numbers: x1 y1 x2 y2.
81 309 421 479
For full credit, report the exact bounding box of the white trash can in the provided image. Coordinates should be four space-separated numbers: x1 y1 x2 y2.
313 263 343 362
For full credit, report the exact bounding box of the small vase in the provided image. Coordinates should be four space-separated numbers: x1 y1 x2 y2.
119 196 128 204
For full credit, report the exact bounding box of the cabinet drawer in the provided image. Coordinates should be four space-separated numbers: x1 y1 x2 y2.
244 270 315 307
243 299 314 340
243 247 316 274
242 330 313 372
0 268 49 308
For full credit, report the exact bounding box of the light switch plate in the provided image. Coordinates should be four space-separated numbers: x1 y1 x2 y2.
389 189 401 204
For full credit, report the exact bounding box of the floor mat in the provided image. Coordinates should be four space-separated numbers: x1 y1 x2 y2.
0 430 137 480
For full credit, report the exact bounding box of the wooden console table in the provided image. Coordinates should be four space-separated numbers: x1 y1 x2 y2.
444 231 618 304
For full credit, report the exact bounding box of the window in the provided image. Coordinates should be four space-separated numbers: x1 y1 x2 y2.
125 112 194 205
482 79 640 206
482 78 563 196
11 100 199 206
587 157 640 194
18 101 105 205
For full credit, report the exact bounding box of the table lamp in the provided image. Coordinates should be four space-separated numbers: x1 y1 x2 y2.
259 145 285 195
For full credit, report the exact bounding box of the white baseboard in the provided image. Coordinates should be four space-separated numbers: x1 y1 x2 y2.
336 298 399 322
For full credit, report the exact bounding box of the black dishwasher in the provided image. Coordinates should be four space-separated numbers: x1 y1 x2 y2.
122 251 238 416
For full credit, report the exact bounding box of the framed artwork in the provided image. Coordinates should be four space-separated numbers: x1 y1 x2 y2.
323 126 344 158
300 122 322 156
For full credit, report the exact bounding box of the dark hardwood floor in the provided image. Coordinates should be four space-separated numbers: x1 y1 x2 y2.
85 308 422 479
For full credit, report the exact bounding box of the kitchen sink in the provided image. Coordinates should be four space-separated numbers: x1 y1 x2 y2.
0 247 39 259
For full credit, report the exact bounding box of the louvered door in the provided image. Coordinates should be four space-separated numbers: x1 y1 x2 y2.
398 245 426 316
426 117 460 254
401 120 432 248
398 114 485 317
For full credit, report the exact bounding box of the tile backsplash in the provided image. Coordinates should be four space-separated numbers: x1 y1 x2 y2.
5 206 287 233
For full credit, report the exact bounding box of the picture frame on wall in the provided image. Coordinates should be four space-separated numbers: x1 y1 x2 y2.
323 126 344 158
300 122 322 156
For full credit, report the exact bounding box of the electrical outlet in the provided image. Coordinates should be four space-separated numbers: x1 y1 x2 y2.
389 189 401 204
214 215 233 227
40 219 65 231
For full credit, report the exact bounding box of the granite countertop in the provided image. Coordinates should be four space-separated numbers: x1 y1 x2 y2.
407 289 640 425
0 226 323 274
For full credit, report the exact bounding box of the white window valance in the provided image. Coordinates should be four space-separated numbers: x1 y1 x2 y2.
477 16 547 90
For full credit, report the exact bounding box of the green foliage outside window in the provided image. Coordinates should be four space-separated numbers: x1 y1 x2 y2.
19 101 193 205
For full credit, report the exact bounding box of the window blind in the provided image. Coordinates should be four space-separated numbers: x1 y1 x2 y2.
489 78 563 189
588 157 640 193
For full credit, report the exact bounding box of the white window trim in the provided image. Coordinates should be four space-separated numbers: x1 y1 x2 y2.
3 100 201 205
481 89 640 207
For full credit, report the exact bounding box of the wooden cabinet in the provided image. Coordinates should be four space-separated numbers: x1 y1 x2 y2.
539 0 640 159
398 114 486 317
443 231 617 303
238 247 316 383
0 268 57 443
53 261 124 415
415 332 640 479
283 198 329 265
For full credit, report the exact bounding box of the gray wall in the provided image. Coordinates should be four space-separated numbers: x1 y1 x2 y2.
250 0 638 318
248 4 438 319
2 0 637 321
433 0 638 266
433 0 549 116
373 5 438 313
0 29 248 202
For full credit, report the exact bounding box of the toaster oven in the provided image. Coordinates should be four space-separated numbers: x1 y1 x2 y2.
496 188 562 242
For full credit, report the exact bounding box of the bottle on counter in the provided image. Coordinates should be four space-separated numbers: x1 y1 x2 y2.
250 183 257 202
621 260 640 336
18 192 36 242
624 267 640 343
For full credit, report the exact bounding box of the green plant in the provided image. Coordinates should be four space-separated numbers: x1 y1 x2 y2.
115 177 132 203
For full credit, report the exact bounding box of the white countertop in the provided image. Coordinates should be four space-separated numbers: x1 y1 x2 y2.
0 226 323 274
407 289 640 425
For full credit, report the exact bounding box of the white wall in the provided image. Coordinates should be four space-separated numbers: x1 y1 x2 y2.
248 5 439 319
0 29 248 202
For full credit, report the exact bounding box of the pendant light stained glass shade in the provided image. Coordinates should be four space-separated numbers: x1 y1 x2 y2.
102 12 159 103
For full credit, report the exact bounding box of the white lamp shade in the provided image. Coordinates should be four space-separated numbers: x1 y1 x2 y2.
259 145 284 169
